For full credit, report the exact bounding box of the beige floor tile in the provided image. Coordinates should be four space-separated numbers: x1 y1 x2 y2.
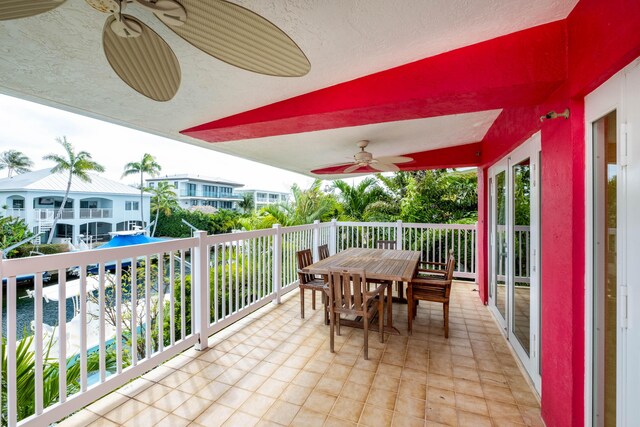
427 386 456 407
172 395 212 421
426 401 459 425
392 413 425 427
57 410 100 427
396 395 426 420
103 399 148 424
329 397 364 423
117 378 154 398
290 407 327 427
256 377 289 399
193 403 235 426
280 383 313 405
236 372 268 392
216 367 247 386
122 405 168 427
457 409 491 426
304 390 337 414
153 413 190 427
340 380 370 402
238 393 276 417
399 379 427 400
196 380 231 401
324 415 357 427
366 387 397 411
86 392 129 416
222 411 260 427
176 374 210 394
153 389 192 412
359 403 393 427
263 399 301 425
86 418 119 427
316 376 345 396
217 387 254 409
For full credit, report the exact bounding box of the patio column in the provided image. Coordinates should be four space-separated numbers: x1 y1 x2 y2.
193 230 209 350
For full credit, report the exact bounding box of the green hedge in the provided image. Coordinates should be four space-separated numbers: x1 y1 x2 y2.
11 243 69 258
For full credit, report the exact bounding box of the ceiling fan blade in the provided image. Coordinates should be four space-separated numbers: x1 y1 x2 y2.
0 0 65 21
344 164 362 173
102 15 181 102
376 156 413 164
371 162 400 172
158 0 310 77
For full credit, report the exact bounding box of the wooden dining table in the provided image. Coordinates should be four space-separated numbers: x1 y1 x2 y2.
301 247 421 334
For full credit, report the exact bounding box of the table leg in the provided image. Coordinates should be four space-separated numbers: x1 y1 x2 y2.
386 284 393 329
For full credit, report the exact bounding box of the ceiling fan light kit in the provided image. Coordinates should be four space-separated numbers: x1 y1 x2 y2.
1 0 311 101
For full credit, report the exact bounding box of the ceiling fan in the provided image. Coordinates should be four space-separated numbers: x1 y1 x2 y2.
0 0 311 101
329 140 413 173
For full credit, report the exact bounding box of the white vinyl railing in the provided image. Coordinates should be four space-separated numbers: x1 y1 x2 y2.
0 219 477 426
79 208 113 219
336 221 477 279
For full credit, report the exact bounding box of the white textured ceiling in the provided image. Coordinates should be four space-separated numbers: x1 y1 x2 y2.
0 0 578 174
213 110 502 179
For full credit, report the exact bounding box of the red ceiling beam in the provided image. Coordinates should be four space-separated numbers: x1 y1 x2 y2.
182 21 567 143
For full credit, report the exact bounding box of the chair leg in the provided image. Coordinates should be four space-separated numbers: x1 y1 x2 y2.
363 311 369 360
378 297 384 342
407 286 413 334
329 310 335 353
336 313 341 336
300 288 305 319
323 293 329 325
312 289 316 310
443 302 449 339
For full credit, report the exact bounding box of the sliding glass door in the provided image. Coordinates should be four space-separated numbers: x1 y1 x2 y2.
488 133 541 391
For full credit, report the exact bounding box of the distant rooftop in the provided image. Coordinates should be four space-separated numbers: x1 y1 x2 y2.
0 168 143 196
146 174 243 187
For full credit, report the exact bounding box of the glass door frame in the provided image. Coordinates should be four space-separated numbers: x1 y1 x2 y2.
488 132 542 392
488 161 508 332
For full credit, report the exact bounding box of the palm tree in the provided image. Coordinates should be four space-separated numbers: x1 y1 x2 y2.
238 192 254 214
0 150 34 177
42 137 105 244
332 177 390 221
263 180 335 226
122 154 161 227
150 182 178 236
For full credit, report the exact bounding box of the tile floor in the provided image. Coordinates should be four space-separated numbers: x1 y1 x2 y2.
59 281 543 427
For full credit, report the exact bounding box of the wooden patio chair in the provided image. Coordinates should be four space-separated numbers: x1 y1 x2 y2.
407 252 456 337
296 249 327 319
375 239 397 249
327 268 386 360
318 244 330 260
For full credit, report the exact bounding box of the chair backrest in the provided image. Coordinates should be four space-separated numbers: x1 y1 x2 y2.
443 253 456 297
376 239 397 250
318 244 330 260
327 268 368 313
296 249 316 285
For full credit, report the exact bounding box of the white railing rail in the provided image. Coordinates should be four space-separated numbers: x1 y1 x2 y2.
336 221 478 279
79 208 113 219
0 220 477 426
5 208 25 219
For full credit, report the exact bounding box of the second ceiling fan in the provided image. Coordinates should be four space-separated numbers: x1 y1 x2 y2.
329 140 413 173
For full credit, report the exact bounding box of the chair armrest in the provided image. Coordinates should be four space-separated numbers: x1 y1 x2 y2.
410 277 449 287
417 268 446 275
365 283 388 298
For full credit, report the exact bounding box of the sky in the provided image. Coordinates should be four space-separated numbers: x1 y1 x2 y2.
0 94 321 192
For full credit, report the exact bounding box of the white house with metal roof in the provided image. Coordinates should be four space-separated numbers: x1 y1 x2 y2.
0 168 150 244
146 174 243 210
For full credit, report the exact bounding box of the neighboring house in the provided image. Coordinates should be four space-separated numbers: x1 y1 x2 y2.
236 189 290 211
0 168 150 244
146 174 243 210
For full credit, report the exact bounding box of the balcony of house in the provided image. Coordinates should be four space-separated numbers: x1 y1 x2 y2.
5 208 25 219
79 198 113 219
33 196 75 220
0 221 540 427
180 191 243 200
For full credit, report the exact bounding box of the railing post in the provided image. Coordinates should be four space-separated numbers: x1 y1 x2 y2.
329 219 337 255
396 220 403 250
193 230 209 351
272 224 282 304
312 220 320 261
474 222 479 283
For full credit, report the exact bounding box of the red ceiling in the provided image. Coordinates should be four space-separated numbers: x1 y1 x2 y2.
181 20 568 173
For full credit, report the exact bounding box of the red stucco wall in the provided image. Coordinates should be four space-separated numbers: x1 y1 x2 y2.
477 1 640 426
